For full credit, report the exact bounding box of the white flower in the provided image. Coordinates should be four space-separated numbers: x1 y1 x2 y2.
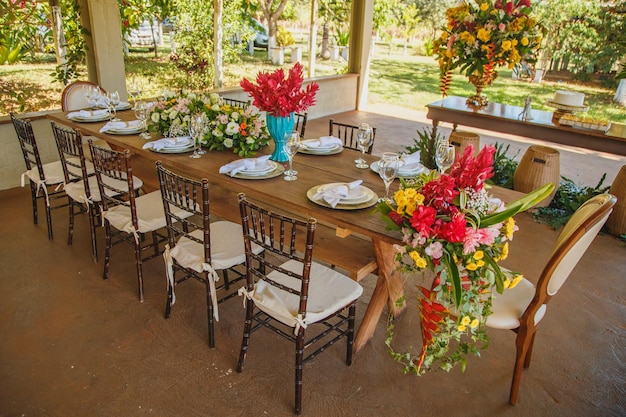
210 93 220 102
212 128 223 137
223 138 234 148
183 114 190 123
169 110 179 120
161 112 169 121
151 112 161 123
230 111 240 121
225 121 239 135
246 137 256 144
211 104 220 111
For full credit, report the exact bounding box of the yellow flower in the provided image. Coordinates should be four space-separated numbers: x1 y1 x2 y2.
501 40 512 51
501 242 509 260
457 324 467 332
473 250 484 260
521 37 529 46
409 251 427 269
461 316 471 326
445 50 453 59
509 275 523 289
477 28 491 42
466 262 478 271
504 218 516 240
480 2 488 11
502 277 511 289
476 260 485 268
440 31 449 41
470 319 479 329
459 31 475 44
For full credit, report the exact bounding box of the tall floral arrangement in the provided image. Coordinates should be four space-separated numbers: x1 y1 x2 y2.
147 91 270 157
376 145 553 374
434 0 543 101
240 62 319 117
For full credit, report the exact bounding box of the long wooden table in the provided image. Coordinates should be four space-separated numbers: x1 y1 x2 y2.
48 109 523 354
426 96 626 156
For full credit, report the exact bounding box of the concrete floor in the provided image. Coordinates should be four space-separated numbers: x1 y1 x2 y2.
0 108 624 417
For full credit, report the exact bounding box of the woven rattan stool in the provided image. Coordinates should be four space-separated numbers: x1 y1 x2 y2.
606 165 626 236
513 145 560 207
449 131 480 156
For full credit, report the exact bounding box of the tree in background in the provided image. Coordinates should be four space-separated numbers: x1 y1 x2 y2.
119 0 176 58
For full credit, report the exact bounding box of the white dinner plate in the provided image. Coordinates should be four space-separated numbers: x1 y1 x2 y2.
301 139 339 151
307 185 378 210
239 160 277 176
299 144 343 155
98 102 132 111
107 126 144 135
69 113 111 123
370 160 429 178
316 183 373 204
149 144 195 154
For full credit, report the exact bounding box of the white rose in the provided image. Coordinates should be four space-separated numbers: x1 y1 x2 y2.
161 113 169 121
212 104 220 111
223 138 234 148
225 121 239 135
210 93 220 102
212 128 223 137
151 112 160 123
246 137 256 144
230 111 240 121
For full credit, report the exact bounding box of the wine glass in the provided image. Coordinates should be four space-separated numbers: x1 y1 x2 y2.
355 123 373 169
134 101 151 140
378 152 399 203
283 130 300 178
83 85 94 108
108 91 121 121
284 131 300 181
189 113 207 159
435 142 456 174
128 79 142 106
91 86 103 108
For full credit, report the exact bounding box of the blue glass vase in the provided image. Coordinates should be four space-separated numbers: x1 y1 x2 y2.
265 113 295 162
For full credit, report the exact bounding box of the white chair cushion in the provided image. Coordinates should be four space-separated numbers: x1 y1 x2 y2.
249 259 363 329
170 221 262 272
486 278 546 330
23 160 65 186
103 190 168 234
64 174 143 205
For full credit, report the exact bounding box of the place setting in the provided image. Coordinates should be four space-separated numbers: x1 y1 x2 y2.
66 108 111 123
99 119 144 135
370 151 429 178
219 154 284 179
307 179 378 210
142 136 194 154
299 135 343 155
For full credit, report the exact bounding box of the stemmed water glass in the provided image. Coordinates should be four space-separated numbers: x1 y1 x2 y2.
83 85 94 108
284 130 300 181
134 101 151 140
355 123 373 168
189 113 208 159
435 140 456 174
107 91 121 121
128 79 142 107
378 152 399 203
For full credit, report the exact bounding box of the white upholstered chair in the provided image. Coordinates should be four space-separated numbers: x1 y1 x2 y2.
487 193 617 405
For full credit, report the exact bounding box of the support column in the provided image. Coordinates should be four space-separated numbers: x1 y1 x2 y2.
348 0 374 110
81 0 128 100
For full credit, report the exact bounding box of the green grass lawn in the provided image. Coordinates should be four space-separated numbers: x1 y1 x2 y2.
2 44 625 124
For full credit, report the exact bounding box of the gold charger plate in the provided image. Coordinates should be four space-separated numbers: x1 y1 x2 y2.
231 164 285 179
306 184 378 210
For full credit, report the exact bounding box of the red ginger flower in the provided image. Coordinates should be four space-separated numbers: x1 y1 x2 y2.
449 145 495 191
240 62 319 117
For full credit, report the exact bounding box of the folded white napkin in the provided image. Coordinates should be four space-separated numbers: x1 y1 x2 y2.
99 120 143 133
67 109 110 119
398 152 424 174
142 136 192 150
303 136 343 149
313 180 363 208
219 155 272 176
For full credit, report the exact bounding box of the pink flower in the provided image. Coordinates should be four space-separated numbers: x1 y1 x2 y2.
498 22 506 31
425 241 444 259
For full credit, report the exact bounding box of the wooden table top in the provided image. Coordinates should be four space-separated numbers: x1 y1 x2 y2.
48 109 525 245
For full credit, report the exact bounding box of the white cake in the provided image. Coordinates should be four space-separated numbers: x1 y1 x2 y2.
552 90 585 107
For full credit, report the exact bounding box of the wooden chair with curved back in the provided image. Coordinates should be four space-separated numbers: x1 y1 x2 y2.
61 80 107 112
487 193 617 405
328 119 377 153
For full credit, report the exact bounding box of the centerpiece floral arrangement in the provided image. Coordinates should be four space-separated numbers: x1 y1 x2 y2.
376 145 553 374
240 62 319 117
240 62 319 161
433 0 543 107
148 90 271 157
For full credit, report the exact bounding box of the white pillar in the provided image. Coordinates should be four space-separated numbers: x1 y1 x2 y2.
348 0 374 110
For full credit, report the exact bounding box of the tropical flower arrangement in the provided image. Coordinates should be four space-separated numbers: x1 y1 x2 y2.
148 91 270 157
240 62 319 117
433 0 543 104
376 145 553 374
